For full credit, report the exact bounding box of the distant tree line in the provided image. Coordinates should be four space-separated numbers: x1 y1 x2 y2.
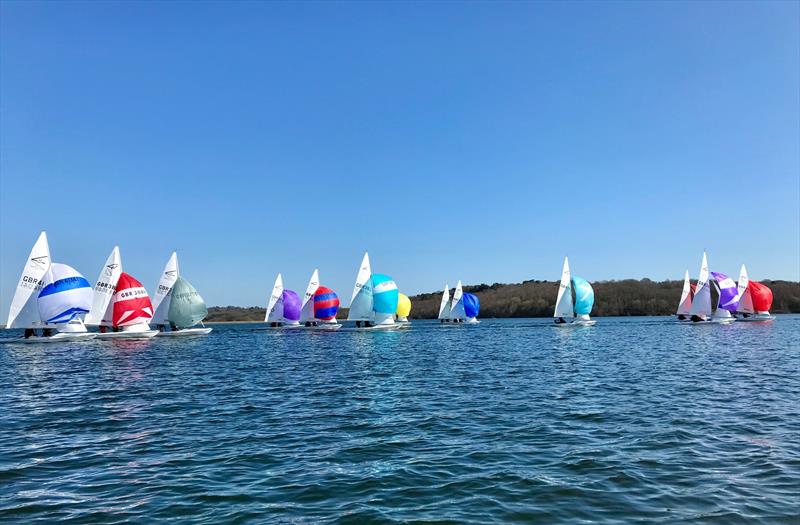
205 279 800 322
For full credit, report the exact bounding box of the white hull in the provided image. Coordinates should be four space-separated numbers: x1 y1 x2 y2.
353 323 399 331
95 330 159 340
689 317 735 325
299 323 342 331
157 327 213 337
736 315 775 323
554 320 597 328
3 332 97 344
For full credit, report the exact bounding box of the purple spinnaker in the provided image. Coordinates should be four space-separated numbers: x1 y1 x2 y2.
711 271 740 312
282 290 302 321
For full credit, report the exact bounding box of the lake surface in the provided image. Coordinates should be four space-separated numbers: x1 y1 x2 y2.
1 317 798 524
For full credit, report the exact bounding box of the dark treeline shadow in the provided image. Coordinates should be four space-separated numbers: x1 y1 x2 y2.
205 279 800 322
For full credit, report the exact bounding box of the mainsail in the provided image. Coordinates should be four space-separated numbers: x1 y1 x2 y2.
348 252 374 321
86 246 122 326
265 273 285 323
37 263 93 325
152 252 179 325
7 231 51 329
437 284 451 320
737 265 754 314
167 277 208 328
299 269 320 323
112 273 154 327
676 270 693 316
554 257 574 318
450 280 466 320
689 252 712 317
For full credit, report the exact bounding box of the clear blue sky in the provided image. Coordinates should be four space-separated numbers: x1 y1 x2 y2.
1 1 798 310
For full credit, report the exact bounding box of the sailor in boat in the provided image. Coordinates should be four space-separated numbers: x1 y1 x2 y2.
170 322 178 331
42 328 54 337
24 328 35 338
677 314 687 321
690 314 704 322
554 317 566 325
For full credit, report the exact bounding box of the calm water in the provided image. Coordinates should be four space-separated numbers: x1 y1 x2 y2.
1 317 798 524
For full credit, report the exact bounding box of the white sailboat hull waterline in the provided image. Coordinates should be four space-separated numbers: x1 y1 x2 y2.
736 315 775 323
5 332 98 344
555 319 597 328
157 327 213 337
95 330 159 340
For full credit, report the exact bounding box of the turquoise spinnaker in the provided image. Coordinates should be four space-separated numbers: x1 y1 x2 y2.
572 276 594 316
371 274 399 314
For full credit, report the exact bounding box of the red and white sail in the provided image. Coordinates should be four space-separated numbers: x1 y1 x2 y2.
112 273 154 327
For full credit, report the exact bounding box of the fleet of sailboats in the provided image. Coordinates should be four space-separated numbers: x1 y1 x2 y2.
2 233 787 342
678 252 775 324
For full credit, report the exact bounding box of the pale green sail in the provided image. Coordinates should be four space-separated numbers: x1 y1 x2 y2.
167 277 208 328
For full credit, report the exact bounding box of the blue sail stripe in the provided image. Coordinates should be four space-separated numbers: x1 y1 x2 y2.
39 276 91 298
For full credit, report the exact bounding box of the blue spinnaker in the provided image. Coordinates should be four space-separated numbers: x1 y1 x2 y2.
463 293 480 318
371 274 399 314
572 276 594 316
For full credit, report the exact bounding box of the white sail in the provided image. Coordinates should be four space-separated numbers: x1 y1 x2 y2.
347 252 373 321
437 283 451 320
299 269 320 323
85 246 122 326
676 269 693 315
450 280 466 320
265 273 284 322
554 256 574 318
152 252 179 325
689 252 712 317
737 264 754 314
6 231 51 328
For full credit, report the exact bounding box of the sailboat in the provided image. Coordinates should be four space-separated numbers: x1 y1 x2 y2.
95 273 159 339
152 252 212 336
396 293 411 326
5 232 95 342
35 263 96 341
437 283 452 324
264 273 302 328
676 270 694 321
553 257 597 327
298 269 342 330
735 265 775 322
687 252 735 324
347 252 399 330
85 247 158 339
